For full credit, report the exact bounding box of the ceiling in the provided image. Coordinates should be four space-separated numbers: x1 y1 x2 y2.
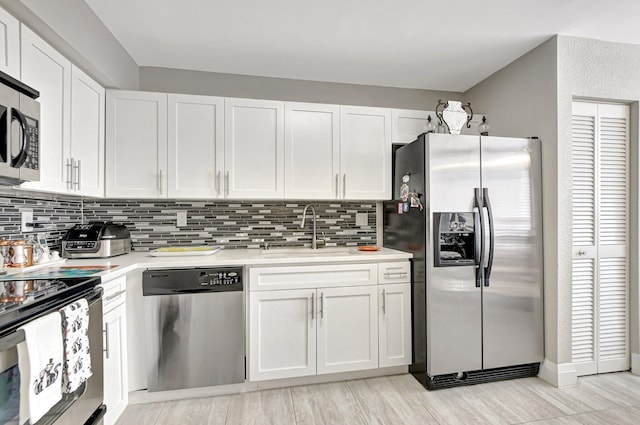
85 0 640 92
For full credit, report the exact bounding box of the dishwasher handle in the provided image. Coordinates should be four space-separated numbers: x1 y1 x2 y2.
143 284 242 296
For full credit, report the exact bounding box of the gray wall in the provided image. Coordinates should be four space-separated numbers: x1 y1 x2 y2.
464 37 560 363
0 0 139 89
140 67 461 109
557 35 640 363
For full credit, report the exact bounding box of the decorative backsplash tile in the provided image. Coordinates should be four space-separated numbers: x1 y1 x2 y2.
0 190 83 252
0 190 377 251
83 200 377 251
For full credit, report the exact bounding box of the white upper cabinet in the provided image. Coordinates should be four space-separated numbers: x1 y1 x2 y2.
20 25 71 194
340 106 391 200
167 94 224 198
391 109 430 144
70 65 105 197
0 6 20 79
284 102 340 199
20 27 105 197
106 90 168 198
225 98 284 199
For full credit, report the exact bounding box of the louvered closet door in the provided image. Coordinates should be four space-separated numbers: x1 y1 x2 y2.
571 101 630 376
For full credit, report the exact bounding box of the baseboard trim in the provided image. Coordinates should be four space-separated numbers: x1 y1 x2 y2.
538 359 577 387
128 366 408 404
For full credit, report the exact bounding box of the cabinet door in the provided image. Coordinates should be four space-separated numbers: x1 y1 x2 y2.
70 65 105 197
317 285 378 374
391 109 431 144
106 90 167 198
103 303 128 425
379 283 412 367
167 94 224 198
284 102 340 199
225 98 284 199
20 25 71 194
0 6 19 78
249 289 316 381
340 106 391 200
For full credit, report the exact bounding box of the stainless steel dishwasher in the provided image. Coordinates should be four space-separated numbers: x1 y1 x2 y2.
142 266 244 392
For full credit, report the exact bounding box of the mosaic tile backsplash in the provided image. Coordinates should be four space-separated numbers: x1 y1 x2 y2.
83 200 377 251
0 191 82 252
0 191 377 251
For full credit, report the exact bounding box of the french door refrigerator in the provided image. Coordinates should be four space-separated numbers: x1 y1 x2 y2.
383 133 543 389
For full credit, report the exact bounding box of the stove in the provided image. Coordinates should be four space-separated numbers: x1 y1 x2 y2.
0 275 105 425
0 277 100 337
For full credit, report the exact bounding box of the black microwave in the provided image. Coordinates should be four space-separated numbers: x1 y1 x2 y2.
0 70 40 186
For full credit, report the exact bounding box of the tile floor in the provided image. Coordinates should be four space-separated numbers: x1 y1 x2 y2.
116 372 640 425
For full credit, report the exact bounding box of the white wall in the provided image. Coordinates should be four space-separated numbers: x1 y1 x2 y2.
140 67 461 109
463 37 560 366
0 0 139 89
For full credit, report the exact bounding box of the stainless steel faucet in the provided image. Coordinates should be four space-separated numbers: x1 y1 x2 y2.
300 204 321 249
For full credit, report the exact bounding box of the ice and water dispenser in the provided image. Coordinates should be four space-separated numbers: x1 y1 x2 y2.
433 212 479 267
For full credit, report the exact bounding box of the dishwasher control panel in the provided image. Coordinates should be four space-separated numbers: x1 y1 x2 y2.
199 270 241 286
142 266 244 295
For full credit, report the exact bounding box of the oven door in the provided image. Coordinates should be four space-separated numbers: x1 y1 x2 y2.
0 289 105 425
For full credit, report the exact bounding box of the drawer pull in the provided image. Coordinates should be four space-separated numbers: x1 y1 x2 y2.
104 290 126 302
384 272 408 278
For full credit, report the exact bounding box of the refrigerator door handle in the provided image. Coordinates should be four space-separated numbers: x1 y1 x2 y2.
483 187 495 286
474 187 485 288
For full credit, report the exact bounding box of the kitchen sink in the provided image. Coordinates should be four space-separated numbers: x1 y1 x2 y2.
260 247 354 256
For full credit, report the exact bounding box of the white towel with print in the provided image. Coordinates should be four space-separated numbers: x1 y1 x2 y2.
17 312 64 424
60 298 92 393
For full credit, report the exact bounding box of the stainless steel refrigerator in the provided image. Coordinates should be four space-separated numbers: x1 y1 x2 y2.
383 133 543 389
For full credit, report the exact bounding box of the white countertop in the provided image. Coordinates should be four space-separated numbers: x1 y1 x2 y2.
60 247 412 282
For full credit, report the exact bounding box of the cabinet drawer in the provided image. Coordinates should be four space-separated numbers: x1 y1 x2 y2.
250 263 378 291
378 262 411 284
100 276 127 311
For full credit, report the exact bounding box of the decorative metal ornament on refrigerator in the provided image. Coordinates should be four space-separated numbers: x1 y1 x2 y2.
435 100 473 135
425 115 438 133
478 116 490 136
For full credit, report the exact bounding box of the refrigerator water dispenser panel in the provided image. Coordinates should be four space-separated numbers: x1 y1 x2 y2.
433 212 479 267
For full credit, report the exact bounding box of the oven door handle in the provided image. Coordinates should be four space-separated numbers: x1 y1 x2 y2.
0 329 25 351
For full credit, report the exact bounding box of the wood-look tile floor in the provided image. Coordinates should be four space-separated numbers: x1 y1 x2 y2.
116 372 640 425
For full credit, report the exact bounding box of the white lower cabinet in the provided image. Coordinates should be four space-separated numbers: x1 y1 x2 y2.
316 285 378 374
248 261 410 382
249 289 316 381
101 277 128 425
379 283 412 367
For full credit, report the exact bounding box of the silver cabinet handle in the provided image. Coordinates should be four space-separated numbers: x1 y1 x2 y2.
66 158 73 190
335 174 339 198
77 159 81 190
225 171 230 196
342 174 346 198
384 272 408 278
73 159 81 190
578 250 586 256
311 292 315 319
382 289 386 315
158 170 164 194
104 323 110 359
216 171 221 194
105 290 126 302
320 292 324 319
